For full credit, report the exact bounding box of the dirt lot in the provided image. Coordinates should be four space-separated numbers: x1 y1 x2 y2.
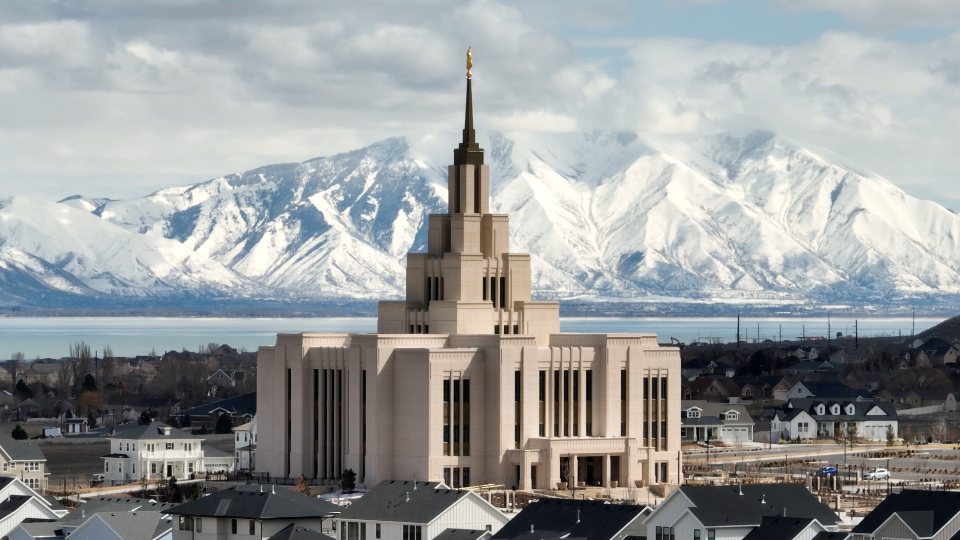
0 422 237 491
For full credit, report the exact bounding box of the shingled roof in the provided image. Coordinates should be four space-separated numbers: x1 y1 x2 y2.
269 523 336 540
678 484 839 528
110 421 200 441
492 499 645 540
163 485 340 520
0 431 46 461
852 490 960 536
339 481 492 525
741 516 821 540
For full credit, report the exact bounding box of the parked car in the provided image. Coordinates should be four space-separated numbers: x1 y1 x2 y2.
818 466 837 476
864 468 889 480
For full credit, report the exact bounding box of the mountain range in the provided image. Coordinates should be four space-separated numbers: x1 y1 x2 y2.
3 130 960 312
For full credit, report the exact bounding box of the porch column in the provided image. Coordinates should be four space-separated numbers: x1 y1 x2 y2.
602 454 611 488
570 454 578 487
548 447 560 488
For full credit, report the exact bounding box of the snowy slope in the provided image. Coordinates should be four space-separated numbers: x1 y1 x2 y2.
0 197 254 298
8 130 960 306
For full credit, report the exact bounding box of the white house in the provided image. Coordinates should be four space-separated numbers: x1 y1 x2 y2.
62 511 174 540
642 484 840 540
233 416 257 471
10 497 177 540
102 422 203 486
337 481 510 540
0 477 67 539
785 382 872 401
772 399 898 442
201 445 235 474
164 484 342 540
680 401 755 444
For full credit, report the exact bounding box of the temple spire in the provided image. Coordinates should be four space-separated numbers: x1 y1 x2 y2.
455 48 482 165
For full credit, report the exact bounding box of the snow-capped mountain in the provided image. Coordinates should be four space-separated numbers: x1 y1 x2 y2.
4 130 960 309
0 197 254 301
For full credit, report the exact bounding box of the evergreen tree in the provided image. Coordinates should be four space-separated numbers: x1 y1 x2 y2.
11 424 27 440
341 469 357 492
81 374 97 393
139 411 152 425
215 413 232 434
15 379 32 400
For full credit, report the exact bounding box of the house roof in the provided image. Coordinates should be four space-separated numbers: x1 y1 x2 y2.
58 498 178 526
678 484 839 527
810 533 849 540
0 431 47 461
0 495 34 520
339 481 475 524
269 523 336 540
83 511 174 540
795 382 871 399
109 421 200 441
680 401 754 426
852 490 960 535
741 516 818 540
784 399 897 421
180 392 257 417
491 499 645 540
681 358 715 370
920 338 957 356
789 361 841 372
202 445 232 458
163 485 340 520
433 529 491 540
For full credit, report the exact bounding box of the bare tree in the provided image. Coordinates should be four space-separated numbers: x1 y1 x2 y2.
933 417 948 443
68 342 92 395
10 352 24 362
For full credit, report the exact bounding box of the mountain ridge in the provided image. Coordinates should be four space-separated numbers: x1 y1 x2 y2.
4 129 960 311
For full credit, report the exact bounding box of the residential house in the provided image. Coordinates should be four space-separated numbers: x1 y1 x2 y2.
0 432 49 490
842 372 883 393
680 401 755 444
0 477 66 539
269 524 336 540
64 418 88 434
773 399 898 441
850 489 960 540
642 484 840 540
681 378 730 401
336 480 510 540
785 382 872 401
917 338 960 366
10 497 178 540
782 346 820 360
176 392 256 431
741 516 843 540
877 389 950 409
207 369 250 391
15 399 41 421
787 360 842 376
101 422 203 486
732 376 793 400
201 445 235 474
23 362 60 387
58 510 174 540
492 499 647 540
681 359 718 380
163 484 342 539
234 416 257 471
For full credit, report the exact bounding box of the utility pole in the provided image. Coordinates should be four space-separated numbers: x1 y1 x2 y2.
912 309 916 337
779 324 782 343
827 314 831 355
855 320 858 350
757 323 760 344
737 313 741 349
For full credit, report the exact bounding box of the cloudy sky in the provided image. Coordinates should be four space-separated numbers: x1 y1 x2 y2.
1 0 959 209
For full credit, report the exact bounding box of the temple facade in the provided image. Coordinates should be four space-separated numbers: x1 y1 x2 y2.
257 63 682 491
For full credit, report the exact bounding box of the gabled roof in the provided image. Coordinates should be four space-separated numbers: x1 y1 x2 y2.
810 533 849 540
680 401 754 426
678 484 839 527
920 338 957 356
163 485 340 520
79 511 174 540
492 499 645 540
789 361 841 372
57 498 177 526
785 399 897 421
268 523 336 540
681 358 716 370
852 490 960 535
202 445 232 458
0 495 34 520
109 421 200 441
180 392 256 417
433 529 491 540
794 382 871 399
0 431 46 461
741 516 819 540
339 481 479 525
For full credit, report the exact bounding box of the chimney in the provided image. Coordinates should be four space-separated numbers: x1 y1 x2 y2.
576 510 580 524
761 494 766 504
530 525 534 533
738 483 743 495
406 492 410 503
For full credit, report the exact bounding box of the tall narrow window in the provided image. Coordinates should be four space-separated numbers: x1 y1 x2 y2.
572 371 579 436
443 379 450 456
585 370 593 436
553 370 560 436
482 277 487 300
652 377 659 400
661 377 667 400
499 276 506 309
490 277 496 307
620 370 627 437
538 371 546 437
462 379 470 456
514 370 521 447
313 369 319 479
563 370 570 437
453 380 461 456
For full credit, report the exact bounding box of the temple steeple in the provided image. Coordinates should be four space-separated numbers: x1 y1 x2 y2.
454 48 483 167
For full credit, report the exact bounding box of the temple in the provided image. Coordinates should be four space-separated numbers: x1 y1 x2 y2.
256 53 682 490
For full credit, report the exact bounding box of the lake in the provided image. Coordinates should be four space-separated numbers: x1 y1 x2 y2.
0 316 940 359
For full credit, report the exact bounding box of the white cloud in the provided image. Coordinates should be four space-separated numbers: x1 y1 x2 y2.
777 0 960 31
